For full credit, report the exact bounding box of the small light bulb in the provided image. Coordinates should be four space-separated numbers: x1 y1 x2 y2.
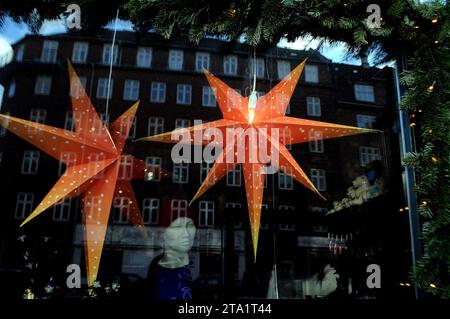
248 91 258 123
431 18 438 23
430 283 437 288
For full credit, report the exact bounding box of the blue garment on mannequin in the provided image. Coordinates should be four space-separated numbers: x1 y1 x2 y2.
154 264 192 300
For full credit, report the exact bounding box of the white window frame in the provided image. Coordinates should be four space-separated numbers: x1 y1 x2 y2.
34 75 52 95
96 78 113 99
113 196 130 224
175 118 191 129
306 96 321 116
311 169 327 191
277 60 291 79
118 155 134 180
359 146 381 167
309 130 324 153
278 171 293 190
196 52 210 72
150 82 166 103
21 150 40 175
123 79 140 101
202 86 216 107
199 201 214 227
72 42 89 63
249 58 265 78
102 44 118 65
305 64 319 83
173 162 189 184
171 199 187 220
58 151 77 176
227 165 241 187
223 55 237 75
145 156 162 182
41 40 58 63
143 198 159 225
147 117 164 135
136 47 152 68
357 114 376 129
169 49 183 70
226 202 242 228
354 84 375 103
200 162 212 183
260 204 269 230
176 84 192 105
53 198 71 222
15 192 34 219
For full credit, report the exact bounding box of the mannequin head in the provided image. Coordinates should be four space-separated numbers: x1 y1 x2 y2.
163 217 196 252
159 217 196 268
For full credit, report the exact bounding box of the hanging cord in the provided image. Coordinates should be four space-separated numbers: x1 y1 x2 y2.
105 9 119 121
248 48 258 123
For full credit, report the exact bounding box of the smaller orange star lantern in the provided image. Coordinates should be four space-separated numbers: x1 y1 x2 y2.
0 62 165 286
137 59 379 260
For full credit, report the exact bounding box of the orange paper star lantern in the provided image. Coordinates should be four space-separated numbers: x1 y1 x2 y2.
0 62 160 287
138 59 377 259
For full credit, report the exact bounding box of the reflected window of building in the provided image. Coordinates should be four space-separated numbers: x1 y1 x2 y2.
305 64 319 83
53 197 71 222
277 60 291 79
15 44 24 62
354 84 375 102
177 84 192 105
41 40 58 63
113 196 130 224
223 55 237 75
89 153 106 178
227 165 241 187
357 114 376 128
119 155 134 180
72 42 89 63
96 78 113 99
0 112 9 136
29 109 47 124
21 150 40 175
102 44 118 65
309 130 324 153
150 82 166 103
173 162 189 184
196 52 210 72
249 58 265 78
199 201 214 227
58 151 77 176
360 146 381 167
123 79 140 101
282 126 292 150
306 96 321 116
15 192 34 220
169 49 183 70
175 118 191 129
34 75 52 95
147 117 164 135
171 199 187 220
311 168 327 191
278 205 295 231
7 79 15 97
136 47 152 68
202 86 216 107
145 156 162 182
278 171 293 190
143 198 159 225
200 162 212 183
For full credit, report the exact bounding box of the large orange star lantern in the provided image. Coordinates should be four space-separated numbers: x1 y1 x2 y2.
137 59 377 259
0 62 162 287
